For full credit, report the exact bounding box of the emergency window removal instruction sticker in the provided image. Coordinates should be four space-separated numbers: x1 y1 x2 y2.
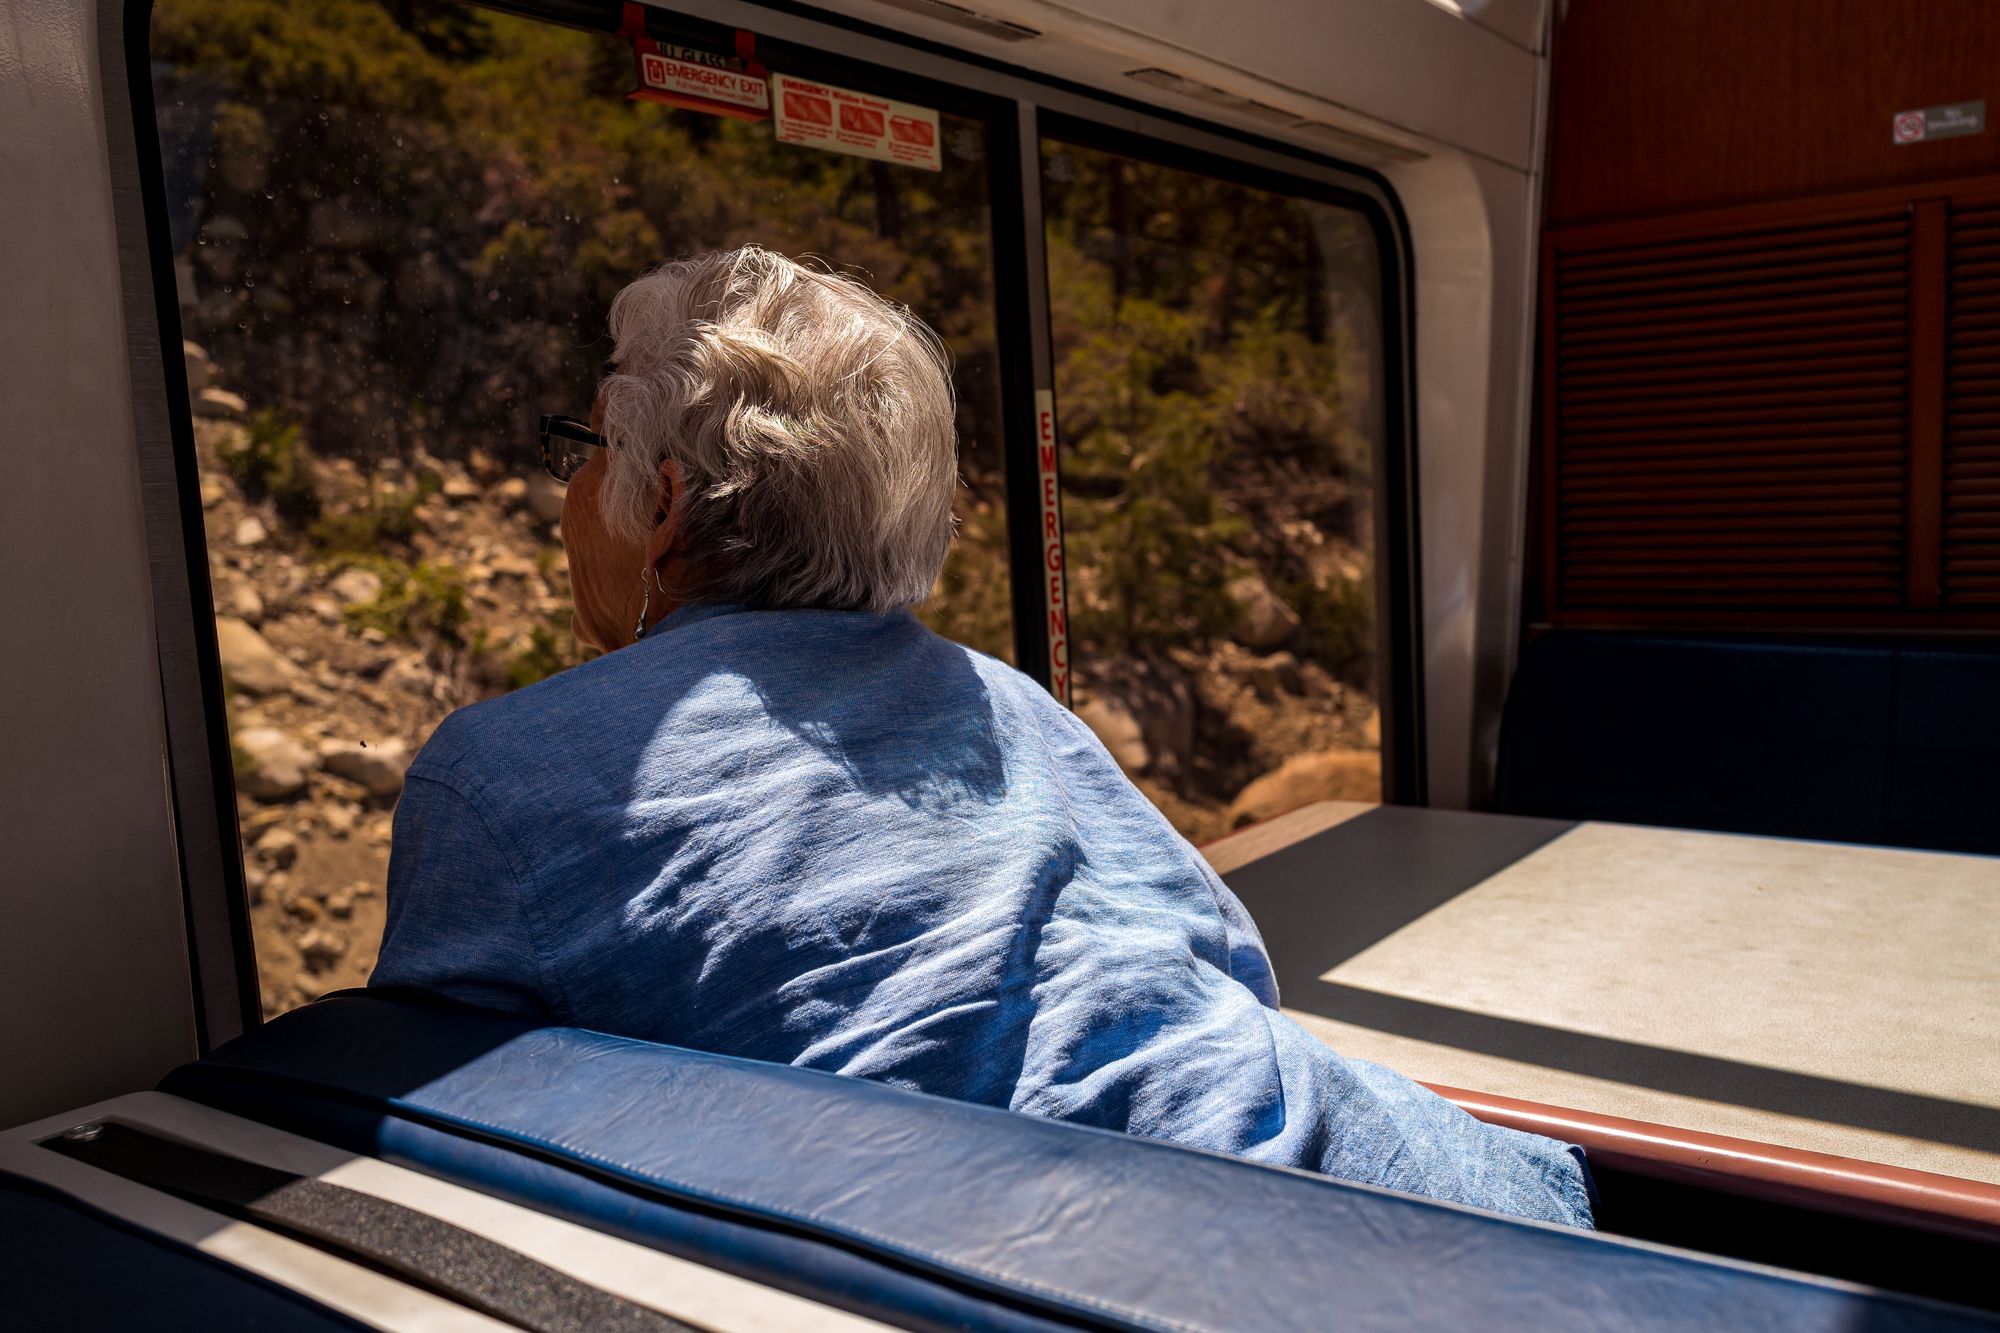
773 73 943 172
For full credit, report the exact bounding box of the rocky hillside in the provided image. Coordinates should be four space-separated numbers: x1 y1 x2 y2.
190 340 578 1017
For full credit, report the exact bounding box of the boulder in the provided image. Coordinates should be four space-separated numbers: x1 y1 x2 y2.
329 567 383 605
1247 651 1301 699
226 583 265 624
381 654 437 699
182 341 213 392
441 474 481 501
1228 575 1300 651
318 737 411 800
495 476 530 509
234 727 318 801
195 386 247 420
214 616 297 695
199 477 228 509
298 928 347 974
489 553 538 580
252 826 299 869
233 515 269 547
1075 697 1149 773
1226 748 1381 829
525 473 567 526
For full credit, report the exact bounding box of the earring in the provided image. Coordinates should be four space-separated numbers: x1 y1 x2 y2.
633 578 652 641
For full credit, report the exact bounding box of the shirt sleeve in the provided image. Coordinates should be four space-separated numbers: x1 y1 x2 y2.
369 772 551 1017
1188 841 1282 1010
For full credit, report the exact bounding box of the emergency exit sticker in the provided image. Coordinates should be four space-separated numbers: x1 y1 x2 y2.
772 73 942 172
1035 389 1070 705
635 47 770 115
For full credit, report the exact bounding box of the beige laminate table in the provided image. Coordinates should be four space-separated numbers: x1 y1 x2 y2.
1203 801 2000 1191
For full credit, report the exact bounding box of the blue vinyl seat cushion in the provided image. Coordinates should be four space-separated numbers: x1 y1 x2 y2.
163 993 1997 1332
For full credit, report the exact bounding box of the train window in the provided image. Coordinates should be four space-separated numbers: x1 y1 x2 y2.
1040 137 1389 841
150 0 1009 1016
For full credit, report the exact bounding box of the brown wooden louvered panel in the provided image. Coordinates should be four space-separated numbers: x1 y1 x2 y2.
1550 209 1911 613
1945 203 2000 603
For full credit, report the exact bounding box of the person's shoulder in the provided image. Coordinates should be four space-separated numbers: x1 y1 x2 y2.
406 642 648 794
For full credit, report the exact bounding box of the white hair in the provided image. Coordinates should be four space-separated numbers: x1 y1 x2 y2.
597 247 959 613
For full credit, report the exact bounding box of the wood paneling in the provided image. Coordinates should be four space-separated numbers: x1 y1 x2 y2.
1550 1 2000 227
1946 202 2000 604
1542 176 2000 630
1546 207 1910 613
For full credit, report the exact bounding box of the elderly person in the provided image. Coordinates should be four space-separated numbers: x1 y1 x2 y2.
372 246 1594 1228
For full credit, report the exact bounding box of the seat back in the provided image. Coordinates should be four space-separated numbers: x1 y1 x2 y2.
1496 631 2000 854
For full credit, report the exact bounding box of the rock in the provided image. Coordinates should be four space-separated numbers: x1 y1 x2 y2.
525 473 567 525
381 655 436 698
242 806 288 837
233 515 268 548
1247 651 1300 699
308 596 343 624
495 476 530 509
1228 575 1300 651
1226 749 1382 829
215 616 297 695
253 826 299 869
318 737 411 800
298 929 346 973
228 583 265 624
1076 697 1149 773
441 474 481 501
489 553 537 580
199 478 227 509
234 727 318 801
183 340 213 392
195 386 247 420
321 803 358 838
329 567 383 605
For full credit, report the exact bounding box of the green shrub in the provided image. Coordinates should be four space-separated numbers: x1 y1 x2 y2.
339 555 470 646
309 472 441 553
216 410 321 528
505 620 584 689
1283 569 1375 692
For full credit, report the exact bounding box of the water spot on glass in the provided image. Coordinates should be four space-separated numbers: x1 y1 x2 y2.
319 111 329 121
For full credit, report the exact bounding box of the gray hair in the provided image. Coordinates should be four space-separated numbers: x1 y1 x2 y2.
597 247 959 613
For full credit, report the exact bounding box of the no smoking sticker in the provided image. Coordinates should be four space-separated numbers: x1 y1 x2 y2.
773 73 942 172
1892 99 1986 145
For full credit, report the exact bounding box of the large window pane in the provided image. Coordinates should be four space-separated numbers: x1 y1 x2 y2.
1042 139 1387 843
151 0 1008 1017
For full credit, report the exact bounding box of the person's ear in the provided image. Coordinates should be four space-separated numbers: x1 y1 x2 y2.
642 458 684 572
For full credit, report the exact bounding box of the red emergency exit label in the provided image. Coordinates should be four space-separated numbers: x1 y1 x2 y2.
637 49 770 112
772 73 943 172
1035 389 1070 706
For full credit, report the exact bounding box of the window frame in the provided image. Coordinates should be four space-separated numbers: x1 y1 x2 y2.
117 0 1422 1045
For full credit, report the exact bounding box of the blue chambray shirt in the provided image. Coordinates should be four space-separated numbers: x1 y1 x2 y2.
371 603 1594 1227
